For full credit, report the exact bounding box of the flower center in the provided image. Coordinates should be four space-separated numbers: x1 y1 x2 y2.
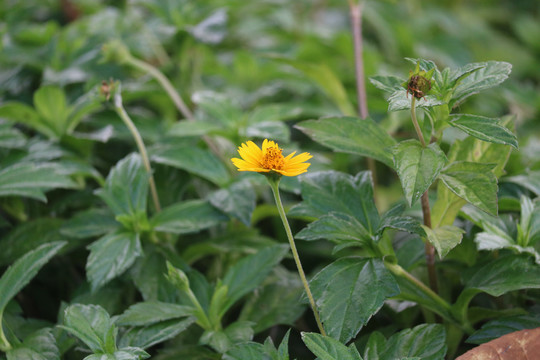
262 146 285 170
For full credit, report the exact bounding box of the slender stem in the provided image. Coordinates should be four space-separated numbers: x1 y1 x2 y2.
127 56 194 120
0 313 12 352
186 287 214 330
385 262 451 313
411 96 438 293
348 0 368 120
114 92 161 213
268 178 326 336
348 0 378 195
125 55 227 167
410 97 426 147
421 192 438 293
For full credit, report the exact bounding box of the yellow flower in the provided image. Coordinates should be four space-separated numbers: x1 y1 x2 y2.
231 139 312 177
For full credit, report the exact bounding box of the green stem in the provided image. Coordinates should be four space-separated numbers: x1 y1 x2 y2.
385 262 450 313
410 97 426 147
114 91 161 213
186 287 214 330
0 312 12 352
411 96 438 293
268 177 326 336
126 56 194 120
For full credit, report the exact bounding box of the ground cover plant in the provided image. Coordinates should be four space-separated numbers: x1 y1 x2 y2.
1 0 540 359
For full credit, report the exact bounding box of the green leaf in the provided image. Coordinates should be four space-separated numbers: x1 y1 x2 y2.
95 154 149 225
223 342 270 360
272 58 355 116
293 171 379 235
33 86 69 138
60 208 119 239
505 171 540 196
150 145 230 186
246 121 290 144
61 304 116 354
422 225 464 259
116 301 194 326
0 103 53 139
309 257 399 343
239 268 304 333
301 332 363 360
0 162 77 201
369 75 405 94
209 180 256 226
448 114 518 149
392 140 447 206
86 231 143 291
451 61 512 107
439 162 498 215
0 122 26 149
168 121 222 138
221 245 288 314
6 328 59 360
465 254 540 296
377 206 426 238
296 116 395 167
296 212 371 248
112 347 149 360
0 242 66 314
150 200 227 234
466 314 540 345
0 218 62 267
363 324 446 360
117 318 195 350
387 89 445 112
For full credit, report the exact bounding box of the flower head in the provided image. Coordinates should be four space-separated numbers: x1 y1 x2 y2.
231 139 312 177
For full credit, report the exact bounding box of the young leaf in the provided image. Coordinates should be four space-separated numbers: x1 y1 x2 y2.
0 242 66 314
301 332 363 360
95 153 149 220
295 116 396 167
221 245 288 314
439 162 498 216
61 304 117 354
387 89 445 112
422 225 465 259
370 75 405 94
150 200 227 235
363 324 447 360
223 342 270 360
392 140 447 206
451 61 512 107
116 301 195 326
86 231 143 291
33 86 69 138
151 144 230 186
448 114 518 149
309 257 399 343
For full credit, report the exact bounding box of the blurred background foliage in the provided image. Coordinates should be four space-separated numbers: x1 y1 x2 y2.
1 0 540 358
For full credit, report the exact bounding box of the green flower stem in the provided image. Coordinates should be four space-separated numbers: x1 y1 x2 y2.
410 97 426 147
411 97 438 293
126 56 194 120
125 54 229 168
268 177 326 336
114 92 161 213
